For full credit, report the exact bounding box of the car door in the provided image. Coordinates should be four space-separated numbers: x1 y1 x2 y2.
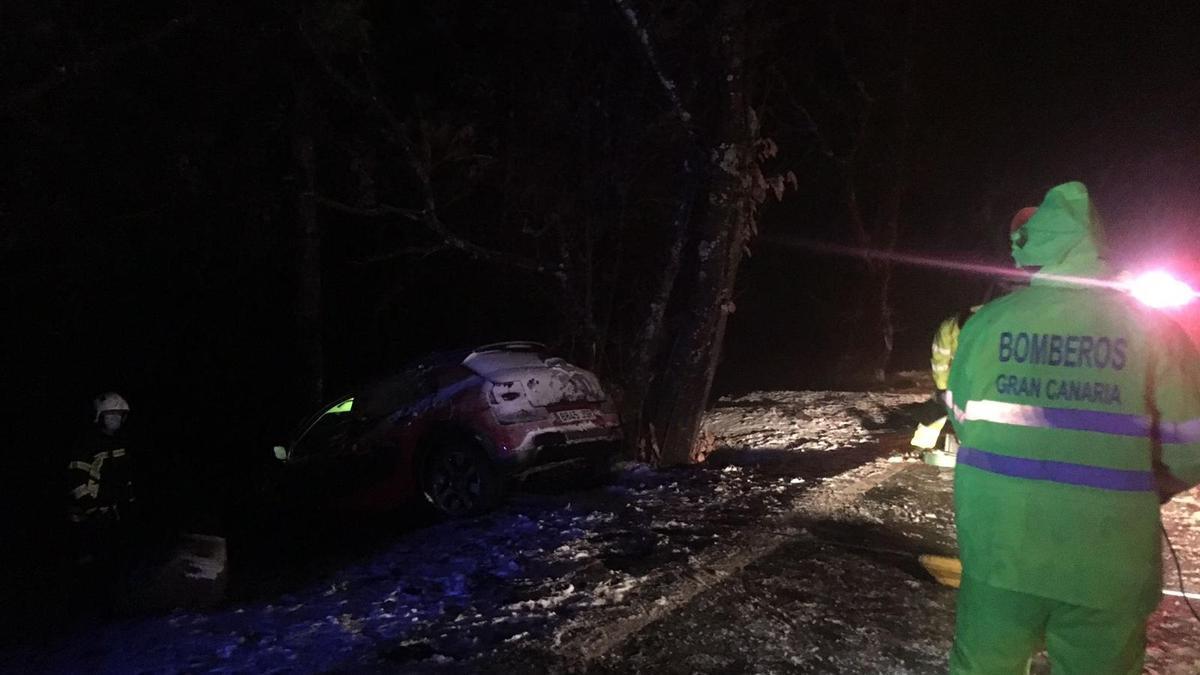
282 396 381 503
305 370 446 508
350 369 440 470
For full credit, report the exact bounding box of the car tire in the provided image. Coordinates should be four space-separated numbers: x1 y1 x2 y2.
420 435 503 517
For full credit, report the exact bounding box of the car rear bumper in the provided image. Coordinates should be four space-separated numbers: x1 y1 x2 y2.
496 427 622 470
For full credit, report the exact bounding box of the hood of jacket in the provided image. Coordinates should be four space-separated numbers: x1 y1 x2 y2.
1011 181 1111 283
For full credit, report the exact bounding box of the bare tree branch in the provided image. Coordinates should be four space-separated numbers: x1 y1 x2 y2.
773 66 836 161
825 9 875 106
612 0 694 133
317 193 544 272
298 18 545 276
297 20 419 159
352 244 449 266
315 195 422 221
5 13 199 112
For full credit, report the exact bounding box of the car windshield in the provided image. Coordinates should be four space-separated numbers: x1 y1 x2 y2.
326 398 354 414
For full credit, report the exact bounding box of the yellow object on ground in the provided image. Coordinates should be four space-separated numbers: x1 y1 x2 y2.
911 416 947 450
920 554 962 588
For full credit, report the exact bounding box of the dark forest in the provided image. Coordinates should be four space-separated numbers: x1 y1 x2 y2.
4 2 1200 668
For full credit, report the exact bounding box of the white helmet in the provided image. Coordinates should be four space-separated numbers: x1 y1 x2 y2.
93 392 130 422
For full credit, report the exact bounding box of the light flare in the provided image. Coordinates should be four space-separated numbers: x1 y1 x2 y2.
763 235 1198 307
1125 270 1199 309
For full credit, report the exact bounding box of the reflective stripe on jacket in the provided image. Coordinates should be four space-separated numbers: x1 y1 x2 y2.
67 437 135 526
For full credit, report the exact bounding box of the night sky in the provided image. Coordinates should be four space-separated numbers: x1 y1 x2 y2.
3 1 1200 515
722 1 1200 390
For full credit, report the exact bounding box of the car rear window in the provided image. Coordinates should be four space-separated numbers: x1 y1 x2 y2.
462 349 555 378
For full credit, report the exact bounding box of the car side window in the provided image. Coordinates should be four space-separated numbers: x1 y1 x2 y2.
292 397 357 459
389 371 435 408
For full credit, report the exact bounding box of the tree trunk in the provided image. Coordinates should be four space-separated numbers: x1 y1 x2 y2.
873 260 895 381
291 76 323 410
625 158 697 461
836 261 895 385
651 2 755 466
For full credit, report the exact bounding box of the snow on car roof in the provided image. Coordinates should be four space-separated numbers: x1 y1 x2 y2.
471 341 547 354
462 342 551 379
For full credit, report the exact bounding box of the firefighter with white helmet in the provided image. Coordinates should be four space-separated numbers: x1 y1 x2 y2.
67 391 139 574
94 391 130 431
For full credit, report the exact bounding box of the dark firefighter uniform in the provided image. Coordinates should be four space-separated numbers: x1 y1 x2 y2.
67 426 137 562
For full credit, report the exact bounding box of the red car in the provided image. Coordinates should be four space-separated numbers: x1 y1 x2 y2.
269 342 623 516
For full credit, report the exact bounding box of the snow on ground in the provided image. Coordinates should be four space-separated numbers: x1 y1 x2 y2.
5 387 1199 674
701 390 928 453
3 390 925 674
1150 493 1200 674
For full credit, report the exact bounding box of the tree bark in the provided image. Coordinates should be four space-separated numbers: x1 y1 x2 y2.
291 75 324 410
867 260 896 382
651 1 755 466
625 158 698 461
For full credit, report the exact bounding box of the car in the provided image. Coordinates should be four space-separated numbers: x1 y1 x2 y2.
268 342 623 517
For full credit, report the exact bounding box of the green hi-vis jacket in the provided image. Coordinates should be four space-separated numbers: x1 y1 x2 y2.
948 182 1200 612
932 309 978 390
931 315 961 390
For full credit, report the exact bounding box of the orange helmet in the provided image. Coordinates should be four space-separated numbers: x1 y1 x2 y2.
1010 207 1037 233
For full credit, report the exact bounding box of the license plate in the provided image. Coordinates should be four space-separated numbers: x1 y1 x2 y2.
556 408 596 423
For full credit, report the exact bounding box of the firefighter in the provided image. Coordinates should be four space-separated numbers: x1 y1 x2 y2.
931 309 970 400
946 182 1200 673
931 207 1036 401
932 208 1038 403
67 392 141 602
925 208 1040 460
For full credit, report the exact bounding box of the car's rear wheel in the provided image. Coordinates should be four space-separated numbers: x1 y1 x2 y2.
421 436 502 517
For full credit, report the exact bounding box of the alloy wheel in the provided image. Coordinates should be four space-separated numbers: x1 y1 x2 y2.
426 447 487 516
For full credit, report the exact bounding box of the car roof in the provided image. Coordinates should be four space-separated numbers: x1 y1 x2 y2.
463 344 555 378
296 342 551 426
406 342 548 370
